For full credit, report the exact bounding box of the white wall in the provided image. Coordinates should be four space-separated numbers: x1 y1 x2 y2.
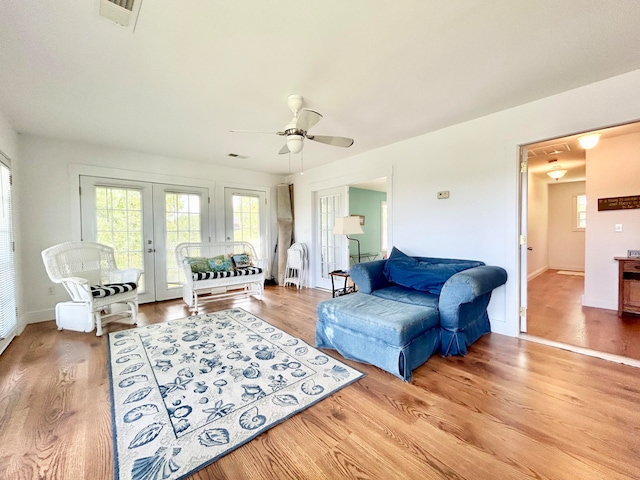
527 173 549 279
584 133 640 309
292 69 640 337
0 112 17 161
17 135 285 323
548 181 585 271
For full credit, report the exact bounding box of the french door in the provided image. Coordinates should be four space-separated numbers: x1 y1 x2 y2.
80 176 209 303
315 187 347 290
224 188 267 259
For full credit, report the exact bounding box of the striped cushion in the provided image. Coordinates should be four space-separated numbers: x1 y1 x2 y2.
192 267 263 281
91 282 137 298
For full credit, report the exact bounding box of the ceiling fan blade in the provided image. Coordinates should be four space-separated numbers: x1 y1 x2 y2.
278 143 290 155
230 129 286 136
308 135 354 148
295 109 322 131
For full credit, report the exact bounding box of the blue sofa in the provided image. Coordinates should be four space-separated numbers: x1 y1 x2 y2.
316 247 507 381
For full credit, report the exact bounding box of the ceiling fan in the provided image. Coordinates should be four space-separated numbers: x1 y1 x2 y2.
231 95 354 155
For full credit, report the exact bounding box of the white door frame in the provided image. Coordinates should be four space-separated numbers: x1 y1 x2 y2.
518 147 529 332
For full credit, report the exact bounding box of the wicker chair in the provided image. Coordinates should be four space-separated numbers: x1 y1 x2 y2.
41 241 141 336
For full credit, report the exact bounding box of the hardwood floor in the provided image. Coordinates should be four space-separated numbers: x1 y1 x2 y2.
527 269 640 360
2 286 640 479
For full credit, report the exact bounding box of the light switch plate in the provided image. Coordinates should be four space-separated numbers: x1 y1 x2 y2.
437 191 450 199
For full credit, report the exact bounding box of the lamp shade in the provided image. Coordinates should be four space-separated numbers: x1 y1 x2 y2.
578 133 600 149
333 216 364 235
547 169 567 180
287 135 303 154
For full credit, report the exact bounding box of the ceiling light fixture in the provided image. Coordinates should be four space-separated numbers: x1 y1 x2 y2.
546 159 567 180
578 133 600 149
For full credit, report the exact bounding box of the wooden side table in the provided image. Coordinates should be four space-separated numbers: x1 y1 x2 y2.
615 257 640 317
329 270 357 298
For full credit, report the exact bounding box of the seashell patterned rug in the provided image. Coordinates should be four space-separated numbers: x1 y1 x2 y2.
108 308 364 480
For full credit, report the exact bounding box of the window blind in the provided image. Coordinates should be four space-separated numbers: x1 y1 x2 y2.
110 0 134 11
0 161 16 340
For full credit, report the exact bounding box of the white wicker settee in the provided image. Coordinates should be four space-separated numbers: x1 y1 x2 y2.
176 241 266 313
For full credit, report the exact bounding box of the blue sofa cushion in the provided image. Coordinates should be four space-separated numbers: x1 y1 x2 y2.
383 247 482 295
372 286 439 309
317 293 439 346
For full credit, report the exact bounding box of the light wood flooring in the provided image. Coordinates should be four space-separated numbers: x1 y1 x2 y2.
527 269 640 360
1 286 640 479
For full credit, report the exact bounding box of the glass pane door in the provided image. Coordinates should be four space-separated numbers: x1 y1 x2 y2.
155 186 209 301
315 187 346 290
81 177 209 303
224 188 267 258
81 177 154 303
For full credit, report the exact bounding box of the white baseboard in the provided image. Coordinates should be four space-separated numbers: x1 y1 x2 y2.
527 266 547 281
582 296 616 310
24 308 56 325
548 265 585 272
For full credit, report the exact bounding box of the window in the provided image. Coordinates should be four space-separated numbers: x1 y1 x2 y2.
573 194 586 231
0 161 16 341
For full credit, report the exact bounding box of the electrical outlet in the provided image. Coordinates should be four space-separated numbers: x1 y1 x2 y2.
437 191 450 199
47 286 55 295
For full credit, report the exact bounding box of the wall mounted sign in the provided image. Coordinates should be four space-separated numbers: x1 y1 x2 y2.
598 194 640 211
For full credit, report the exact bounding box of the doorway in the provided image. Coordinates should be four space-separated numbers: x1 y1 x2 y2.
313 177 389 291
80 176 210 303
520 121 640 360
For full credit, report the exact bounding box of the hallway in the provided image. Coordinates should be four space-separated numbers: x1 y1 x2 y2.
527 269 640 360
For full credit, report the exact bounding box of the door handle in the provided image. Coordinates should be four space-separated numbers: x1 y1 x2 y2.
527 247 533 251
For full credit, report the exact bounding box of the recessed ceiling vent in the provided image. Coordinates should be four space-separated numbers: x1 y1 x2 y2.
527 142 571 157
99 0 140 28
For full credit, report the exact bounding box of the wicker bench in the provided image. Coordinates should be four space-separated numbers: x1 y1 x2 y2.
176 242 265 313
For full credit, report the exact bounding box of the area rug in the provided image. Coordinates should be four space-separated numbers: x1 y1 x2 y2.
108 308 364 480
557 270 585 276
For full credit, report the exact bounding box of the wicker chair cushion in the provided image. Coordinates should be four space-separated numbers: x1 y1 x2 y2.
192 267 263 281
91 282 137 298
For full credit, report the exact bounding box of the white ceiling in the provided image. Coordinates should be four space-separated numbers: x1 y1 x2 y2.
2 1 640 176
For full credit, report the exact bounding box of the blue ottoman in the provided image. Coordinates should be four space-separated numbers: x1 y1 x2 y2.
316 293 440 381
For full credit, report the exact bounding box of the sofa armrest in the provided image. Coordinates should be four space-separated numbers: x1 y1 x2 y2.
350 260 390 294
439 265 507 323
440 266 507 305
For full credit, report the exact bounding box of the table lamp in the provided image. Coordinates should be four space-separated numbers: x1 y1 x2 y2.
333 216 364 263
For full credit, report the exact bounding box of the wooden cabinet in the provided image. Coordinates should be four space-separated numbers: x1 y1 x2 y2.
615 257 640 317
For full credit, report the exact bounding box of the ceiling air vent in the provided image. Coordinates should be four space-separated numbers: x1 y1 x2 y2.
99 0 140 28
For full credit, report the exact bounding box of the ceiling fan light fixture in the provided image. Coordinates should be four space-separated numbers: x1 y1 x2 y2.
578 133 600 149
287 135 303 154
